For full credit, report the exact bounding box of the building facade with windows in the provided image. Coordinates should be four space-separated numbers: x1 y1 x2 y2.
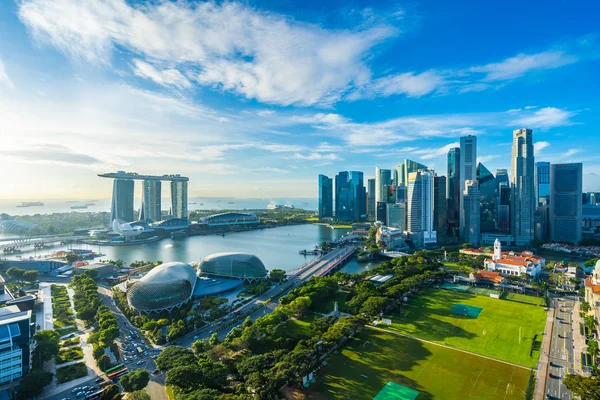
407 170 436 247
511 128 536 246
484 239 544 277
462 180 480 246
549 163 583 244
0 306 32 385
318 174 333 219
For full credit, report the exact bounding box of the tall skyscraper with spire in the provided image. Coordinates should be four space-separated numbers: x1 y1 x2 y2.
511 128 536 246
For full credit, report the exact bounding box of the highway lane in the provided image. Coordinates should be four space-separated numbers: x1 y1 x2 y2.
546 297 575 400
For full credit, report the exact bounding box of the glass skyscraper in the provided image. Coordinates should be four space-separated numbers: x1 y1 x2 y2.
407 170 436 246
434 175 447 245
170 180 188 220
535 161 550 207
550 163 582 244
462 180 480 246
335 171 365 222
447 147 460 239
459 136 477 240
139 180 162 222
477 163 497 233
110 179 135 222
375 167 392 205
511 128 536 246
367 178 376 219
318 174 333 218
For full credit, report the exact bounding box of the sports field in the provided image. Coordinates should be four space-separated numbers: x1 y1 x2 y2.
388 288 546 367
307 329 533 400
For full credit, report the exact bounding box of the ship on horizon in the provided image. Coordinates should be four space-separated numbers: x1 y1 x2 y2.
16 201 44 208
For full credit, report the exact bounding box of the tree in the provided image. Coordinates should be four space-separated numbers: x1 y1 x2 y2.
563 374 600 400
93 345 106 360
155 346 197 372
32 330 60 367
166 365 204 390
101 384 121 400
585 315 597 333
66 252 79 263
583 302 592 312
6 267 25 282
209 333 219 346
18 370 53 397
360 296 390 317
126 391 151 400
120 369 150 392
177 388 223 400
589 340 599 366
97 354 112 371
289 296 312 317
23 270 40 284
197 359 228 389
77 306 97 322
269 269 286 283
192 339 211 355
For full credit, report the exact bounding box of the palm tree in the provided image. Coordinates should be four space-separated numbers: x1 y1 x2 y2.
585 315 597 335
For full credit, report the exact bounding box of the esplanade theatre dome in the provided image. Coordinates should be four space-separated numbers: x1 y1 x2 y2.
198 253 267 281
127 262 197 313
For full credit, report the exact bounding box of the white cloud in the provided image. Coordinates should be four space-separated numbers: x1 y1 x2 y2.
513 107 576 129
469 50 578 81
363 70 444 98
252 167 289 174
413 142 460 160
292 153 339 161
477 155 500 164
132 59 191 89
0 59 13 88
18 0 396 106
534 141 551 154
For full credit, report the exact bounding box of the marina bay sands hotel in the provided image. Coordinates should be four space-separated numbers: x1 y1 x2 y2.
98 171 189 223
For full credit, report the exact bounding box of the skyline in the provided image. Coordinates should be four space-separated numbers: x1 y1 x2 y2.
1 0 600 200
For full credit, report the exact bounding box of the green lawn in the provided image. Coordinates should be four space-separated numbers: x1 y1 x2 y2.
56 346 84 364
504 292 546 306
286 314 318 339
386 288 546 367
307 329 533 400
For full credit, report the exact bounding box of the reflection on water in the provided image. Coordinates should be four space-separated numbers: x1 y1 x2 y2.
14 224 354 272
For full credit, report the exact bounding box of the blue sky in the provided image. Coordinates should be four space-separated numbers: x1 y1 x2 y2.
1 0 599 200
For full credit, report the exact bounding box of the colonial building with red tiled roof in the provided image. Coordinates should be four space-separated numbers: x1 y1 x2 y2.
469 270 505 284
483 239 545 278
584 260 600 337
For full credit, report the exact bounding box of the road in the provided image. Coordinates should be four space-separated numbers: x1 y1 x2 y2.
175 246 356 346
545 296 575 400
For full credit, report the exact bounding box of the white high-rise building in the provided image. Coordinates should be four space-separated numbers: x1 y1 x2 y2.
407 170 436 247
459 135 477 239
511 128 535 246
375 167 392 205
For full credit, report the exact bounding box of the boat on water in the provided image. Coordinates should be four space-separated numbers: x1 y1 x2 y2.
70 205 88 210
16 201 44 207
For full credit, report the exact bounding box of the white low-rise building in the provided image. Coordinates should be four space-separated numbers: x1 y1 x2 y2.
376 226 407 251
484 239 545 278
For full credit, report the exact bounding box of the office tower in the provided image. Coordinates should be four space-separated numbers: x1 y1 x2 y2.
110 179 135 222
434 175 447 245
590 193 599 205
386 203 406 230
496 169 509 192
375 168 392 205
462 180 480 246
477 163 497 233
0 304 32 384
335 171 365 222
386 185 397 204
139 179 162 222
534 205 549 242
535 162 551 207
396 160 428 187
318 175 333 218
511 128 536 246
549 163 583 244
367 178 376 219
446 148 460 239
170 180 188 220
459 136 477 239
407 170 436 247
498 183 511 234
396 183 407 204
376 201 387 223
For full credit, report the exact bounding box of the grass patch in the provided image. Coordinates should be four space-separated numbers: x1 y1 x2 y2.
305 217 319 222
504 292 545 306
57 326 77 336
56 346 84 364
166 386 175 400
442 262 464 272
307 329 532 400
387 288 546 367
310 291 350 314
286 318 313 340
56 362 87 383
